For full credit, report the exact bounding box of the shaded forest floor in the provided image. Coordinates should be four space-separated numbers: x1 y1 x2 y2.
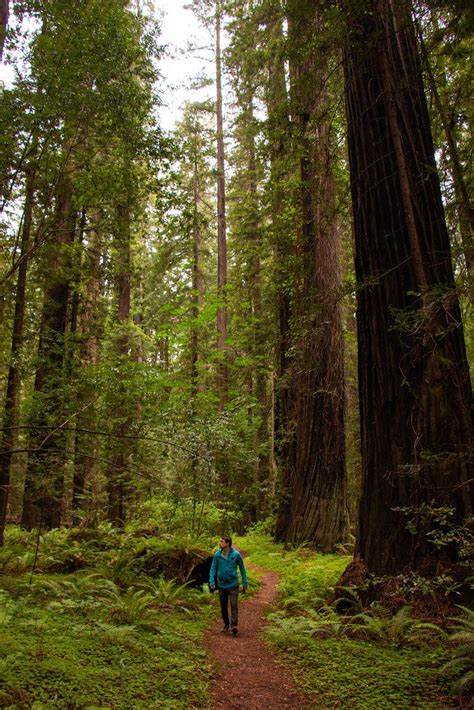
0 526 468 709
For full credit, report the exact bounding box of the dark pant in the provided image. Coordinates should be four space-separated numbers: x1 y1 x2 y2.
219 586 239 628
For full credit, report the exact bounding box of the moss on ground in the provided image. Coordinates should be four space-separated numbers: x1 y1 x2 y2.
0 526 217 709
0 590 214 709
271 635 448 709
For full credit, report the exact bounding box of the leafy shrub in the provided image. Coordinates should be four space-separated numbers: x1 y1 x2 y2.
130 496 242 541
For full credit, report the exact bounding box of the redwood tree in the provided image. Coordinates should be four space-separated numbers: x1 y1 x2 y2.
343 0 473 577
215 0 228 410
274 0 349 550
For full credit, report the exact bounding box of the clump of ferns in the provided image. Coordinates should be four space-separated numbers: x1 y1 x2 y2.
26 573 122 617
134 576 199 614
441 606 474 696
343 605 434 647
266 606 351 646
87 552 139 589
97 586 158 627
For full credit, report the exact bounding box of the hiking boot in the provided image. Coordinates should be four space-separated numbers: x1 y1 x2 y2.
221 626 229 633
231 626 238 636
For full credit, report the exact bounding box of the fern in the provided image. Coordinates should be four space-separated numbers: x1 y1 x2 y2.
135 576 197 613
332 586 364 614
98 587 157 626
348 606 421 647
442 607 474 695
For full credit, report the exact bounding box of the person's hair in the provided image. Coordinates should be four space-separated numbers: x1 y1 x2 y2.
222 535 232 547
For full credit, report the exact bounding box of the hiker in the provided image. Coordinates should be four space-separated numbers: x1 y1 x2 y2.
209 535 248 635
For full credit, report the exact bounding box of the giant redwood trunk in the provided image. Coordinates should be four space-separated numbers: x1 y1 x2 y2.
343 0 473 576
274 0 349 550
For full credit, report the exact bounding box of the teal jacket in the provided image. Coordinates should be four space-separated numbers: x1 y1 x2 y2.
209 547 248 590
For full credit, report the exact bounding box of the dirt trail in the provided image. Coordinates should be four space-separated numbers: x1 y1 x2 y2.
204 567 315 709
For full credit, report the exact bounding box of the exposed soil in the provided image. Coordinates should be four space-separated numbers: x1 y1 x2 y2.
204 566 316 710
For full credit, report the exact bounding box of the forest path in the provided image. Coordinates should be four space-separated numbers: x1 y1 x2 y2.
204 564 316 709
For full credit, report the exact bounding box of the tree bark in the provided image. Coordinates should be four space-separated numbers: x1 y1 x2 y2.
343 0 473 577
21 158 76 531
274 0 349 550
215 0 228 411
72 210 102 522
0 158 35 543
106 202 132 527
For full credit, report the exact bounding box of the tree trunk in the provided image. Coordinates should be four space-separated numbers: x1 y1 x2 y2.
0 159 35 543
106 202 132 527
215 0 228 411
247 117 270 517
21 160 76 531
263 4 294 540
191 158 204 393
72 210 102 522
343 0 473 577
274 0 349 550
415 19 474 277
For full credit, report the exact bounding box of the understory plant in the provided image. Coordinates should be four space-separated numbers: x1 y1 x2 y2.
442 606 474 696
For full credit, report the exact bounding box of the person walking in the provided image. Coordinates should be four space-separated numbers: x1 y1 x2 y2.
209 535 248 635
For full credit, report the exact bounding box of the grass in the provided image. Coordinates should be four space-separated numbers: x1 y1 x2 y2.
237 531 453 710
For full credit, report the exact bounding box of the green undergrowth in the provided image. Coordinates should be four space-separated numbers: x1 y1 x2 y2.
0 524 218 709
238 531 453 709
0 596 214 709
271 635 448 710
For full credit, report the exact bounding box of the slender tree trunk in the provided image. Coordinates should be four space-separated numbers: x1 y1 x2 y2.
215 0 228 410
106 202 132 527
190 157 205 523
191 158 204 393
343 0 473 577
0 159 35 543
247 122 270 517
72 210 102 522
415 19 474 276
21 158 76 531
